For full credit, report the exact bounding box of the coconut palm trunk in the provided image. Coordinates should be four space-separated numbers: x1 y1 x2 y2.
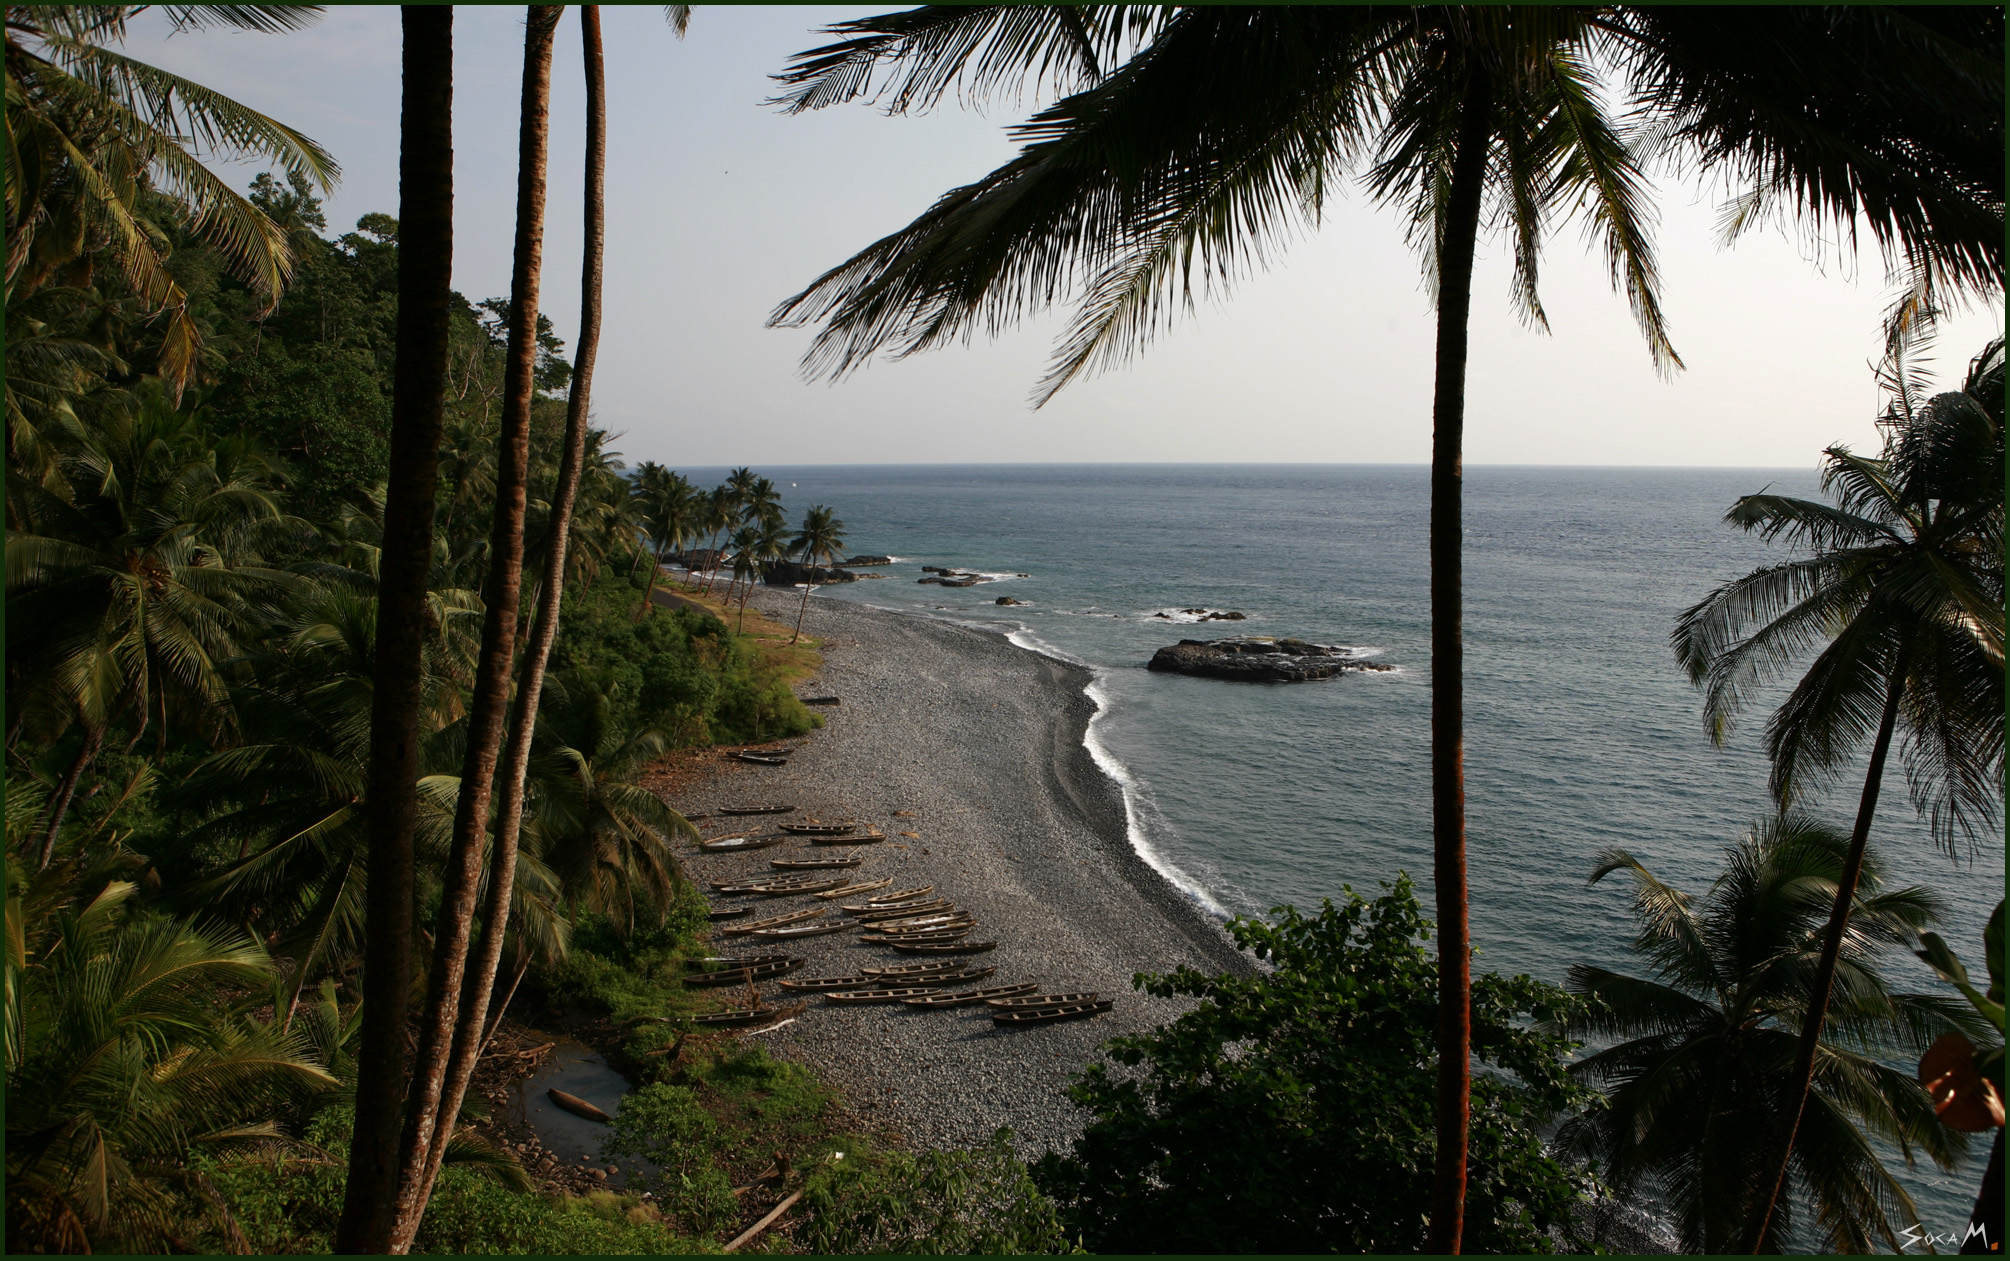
1423 65 1492 1257
34 720 103 869
792 548 818 643
335 8 454 1252
401 7 610 1227
386 8 560 1251
638 533 666 618
1742 649 1909 1250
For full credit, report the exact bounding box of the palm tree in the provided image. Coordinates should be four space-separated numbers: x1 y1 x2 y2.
4 5 340 396
1558 817 1983 1252
789 504 846 645
765 11 2002 1246
5 879 337 1254
386 7 563 1252
1672 336 2005 1247
335 7 456 1251
5 389 299 865
697 483 735 596
406 4 620 1232
725 523 760 622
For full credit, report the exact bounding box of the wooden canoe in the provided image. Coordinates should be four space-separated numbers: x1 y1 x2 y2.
733 752 787 766
697 834 784 853
861 913 972 933
839 885 932 909
710 877 801 894
547 1088 613 1124
750 876 852 896
718 804 795 815
778 975 885 992
810 830 887 846
778 821 858 837
860 921 968 941
751 921 854 940
769 855 861 869
903 981 1037 1008
861 960 981 979
817 876 890 899
686 953 794 970
850 899 954 922
718 907 824 936
802 696 840 706
682 957 803 987
889 940 996 955
688 1000 807 1028
708 907 754 921
988 992 1098 1009
991 999 1114 1025
823 986 944 1004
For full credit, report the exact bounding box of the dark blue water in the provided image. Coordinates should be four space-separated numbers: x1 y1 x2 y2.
684 463 2000 1239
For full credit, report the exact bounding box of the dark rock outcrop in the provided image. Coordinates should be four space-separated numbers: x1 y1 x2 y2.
1154 608 1247 621
1147 637 1391 683
995 596 1023 605
918 568 991 587
764 560 858 586
841 555 893 566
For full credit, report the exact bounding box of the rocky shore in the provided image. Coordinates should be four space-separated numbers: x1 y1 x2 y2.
661 586 1247 1157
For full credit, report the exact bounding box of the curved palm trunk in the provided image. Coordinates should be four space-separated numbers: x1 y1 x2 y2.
402 8 610 1229
1742 655 1908 1252
1425 68 1493 1257
335 10 454 1252
34 720 103 869
386 9 561 1252
791 552 816 644
638 534 666 619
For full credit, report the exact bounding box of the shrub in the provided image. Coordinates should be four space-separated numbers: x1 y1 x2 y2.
605 1084 740 1233
1031 877 1596 1254
798 1130 1076 1255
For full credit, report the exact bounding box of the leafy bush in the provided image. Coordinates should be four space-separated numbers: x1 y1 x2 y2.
1032 877 1596 1254
683 1045 833 1162
798 1130 1076 1255
605 1084 740 1232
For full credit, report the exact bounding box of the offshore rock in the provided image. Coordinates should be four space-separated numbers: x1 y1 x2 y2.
1146 637 1390 683
842 555 893 566
764 560 858 586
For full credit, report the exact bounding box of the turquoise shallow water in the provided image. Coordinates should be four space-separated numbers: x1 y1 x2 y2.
684 462 2000 1239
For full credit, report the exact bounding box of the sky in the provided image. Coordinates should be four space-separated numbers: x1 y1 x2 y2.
131 5 2003 469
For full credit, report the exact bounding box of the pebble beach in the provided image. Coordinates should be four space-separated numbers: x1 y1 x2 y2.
666 585 1249 1157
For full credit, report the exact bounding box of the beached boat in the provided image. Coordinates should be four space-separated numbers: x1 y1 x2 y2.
860 912 971 932
851 899 954 922
733 752 787 766
681 955 803 986
547 1088 613 1124
860 921 968 941
710 877 800 894
751 921 854 940
802 696 840 706
707 907 753 921
824 987 945 1004
811 830 886 846
861 960 981 980
991 999 1114 1025
988 992 1098 1009
839 886 932 911
817 876 890 899
686 953 794 970
746 876 852 896
697 834 783 853
718 908 824 936
769 855 862 869
688 1000 807 1028
718 804 794 815
889 940 996 955
778 821 858 837
902 981 1036 1008
778 975 885 992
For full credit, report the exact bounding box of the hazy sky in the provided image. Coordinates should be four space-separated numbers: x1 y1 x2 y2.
134 6 2002 468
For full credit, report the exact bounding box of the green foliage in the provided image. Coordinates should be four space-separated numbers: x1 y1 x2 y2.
798 1129 1076 1255
1032 878 1594 1254
606 1084 740 1232
684 1044 833 1163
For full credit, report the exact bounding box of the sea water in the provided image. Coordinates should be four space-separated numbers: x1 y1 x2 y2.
685 462 2001 1240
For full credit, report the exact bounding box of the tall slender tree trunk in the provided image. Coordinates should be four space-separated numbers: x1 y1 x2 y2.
386 9 561 1252
400 8 610 1232
335 10 454 1252
1742 653 1909 1252
791 554 815 644
1424 66 1493 1258
638 535 666 618
35 720 103 869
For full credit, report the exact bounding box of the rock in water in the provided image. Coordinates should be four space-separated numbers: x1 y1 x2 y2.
1147 637 1390 683
995 596 1022 605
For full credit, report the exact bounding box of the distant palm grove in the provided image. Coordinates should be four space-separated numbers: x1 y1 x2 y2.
5 4 2003 1258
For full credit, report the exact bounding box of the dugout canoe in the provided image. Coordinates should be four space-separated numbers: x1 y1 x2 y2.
778 821 858 837
547 1089 613 1124
770 855 862 870
697 834 784 854
733 752 787 766
751 921 854 940
903 981 1037 1009
889 940 996 956
824 987 944 1005
991 999 1114 1026
817 876 891 899
718 908 824 937
861 960 981 980
850 899 954 922
688 1000 807 1028
810 830 887 846
988 992 1098 1010
839 886 933 911
718 804 795 815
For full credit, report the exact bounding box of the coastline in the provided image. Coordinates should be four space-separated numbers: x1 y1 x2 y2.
660 584 1248 1155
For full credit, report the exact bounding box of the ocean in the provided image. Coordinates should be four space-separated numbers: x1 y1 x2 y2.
682 462 2001 1240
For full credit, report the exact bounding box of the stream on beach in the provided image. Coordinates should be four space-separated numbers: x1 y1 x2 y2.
677 462 2000 1239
